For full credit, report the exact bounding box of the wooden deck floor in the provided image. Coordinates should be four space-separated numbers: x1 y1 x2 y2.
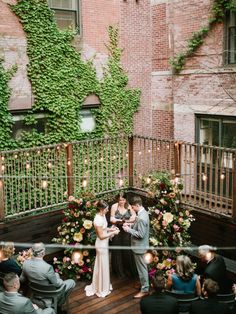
68 276 141 314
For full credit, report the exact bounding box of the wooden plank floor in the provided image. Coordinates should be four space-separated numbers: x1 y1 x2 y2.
68 276 141 314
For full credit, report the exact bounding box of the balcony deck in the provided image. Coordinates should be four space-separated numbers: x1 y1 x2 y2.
68 276 141 314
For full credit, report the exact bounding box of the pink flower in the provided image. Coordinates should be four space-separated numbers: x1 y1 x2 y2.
173 224 180 232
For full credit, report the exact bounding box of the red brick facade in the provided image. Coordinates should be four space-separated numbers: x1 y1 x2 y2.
0 0 236 141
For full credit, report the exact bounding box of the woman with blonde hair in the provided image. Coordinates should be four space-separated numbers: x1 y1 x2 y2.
167 255 201 296
0 242 22 276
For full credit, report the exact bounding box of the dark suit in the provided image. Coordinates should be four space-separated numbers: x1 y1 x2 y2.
0 291 54 314
189 298 232 314
140 292 179 314
203 255 230 293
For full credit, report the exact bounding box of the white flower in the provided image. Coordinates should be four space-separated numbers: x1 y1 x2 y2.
163 212 174 224
83 220 93 230
150 237 158 246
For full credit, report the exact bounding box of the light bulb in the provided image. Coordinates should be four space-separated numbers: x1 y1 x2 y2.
144 252 153 264
42 180 48 189
72 251 82 264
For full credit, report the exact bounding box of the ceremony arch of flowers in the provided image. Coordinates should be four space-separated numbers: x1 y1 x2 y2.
144 172 195 277
51 172 194 281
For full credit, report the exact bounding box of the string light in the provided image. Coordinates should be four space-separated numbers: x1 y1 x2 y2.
1 165 4 172
99 157 103 162
37 150 40 154
84 159 88 164
202 174 207 181
82 178 87 188
157 146 160 151
112 155 116 160
126 153 129 158
119 178 124 187
144 252 153 264
26 162 30 170
220 173 225 180
148 149 151 153
1 157 4 161
146 176 151 184
41 180 48 189
14 154 18 159
48 162 52 169
72 251 82 264
67 160 71 166
138 151 142 155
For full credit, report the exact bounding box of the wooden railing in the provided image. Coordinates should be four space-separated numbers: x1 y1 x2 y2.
0 135 235 220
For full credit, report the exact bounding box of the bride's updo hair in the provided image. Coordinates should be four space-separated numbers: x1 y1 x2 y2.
96 200 108 212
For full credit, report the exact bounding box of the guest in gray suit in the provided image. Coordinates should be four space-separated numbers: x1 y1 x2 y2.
123 196 150 298
0 272 54 314
20 242 75 308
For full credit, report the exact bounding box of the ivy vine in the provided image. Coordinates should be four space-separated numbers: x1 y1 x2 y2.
0 60 17 150
0 0 141 149
170 0 236 73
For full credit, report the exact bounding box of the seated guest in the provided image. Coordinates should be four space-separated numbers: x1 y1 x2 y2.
198 245 231 293
140 274 178 314
0 242 22 276
189 278 232 314
0 272 54 314
166 255 201 296
20 242 75 308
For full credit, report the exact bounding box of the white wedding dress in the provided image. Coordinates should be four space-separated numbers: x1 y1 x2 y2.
85 214 112 297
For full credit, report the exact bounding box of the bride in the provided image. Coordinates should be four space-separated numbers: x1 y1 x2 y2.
85 200 120 297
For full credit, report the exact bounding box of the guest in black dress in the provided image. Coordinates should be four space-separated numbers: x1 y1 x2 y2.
0 242 22 276
110 192 137 277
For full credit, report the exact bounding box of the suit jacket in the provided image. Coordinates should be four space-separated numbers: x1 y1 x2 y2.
140 292 179 314
189 298 232 314
204 255 230 293
129 207 149 254
20 257 64 288
0 291 54 314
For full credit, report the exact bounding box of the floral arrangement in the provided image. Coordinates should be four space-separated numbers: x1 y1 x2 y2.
52 192 97 281
16 248 33 265
144 172 195 277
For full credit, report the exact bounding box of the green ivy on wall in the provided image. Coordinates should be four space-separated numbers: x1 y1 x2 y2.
170 0 236 73
2 0 140 148
0 60 17 150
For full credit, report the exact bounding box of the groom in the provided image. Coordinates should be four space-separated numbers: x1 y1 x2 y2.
123 196 150 298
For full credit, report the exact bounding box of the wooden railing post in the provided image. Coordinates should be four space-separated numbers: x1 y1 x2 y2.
66 144 74 197
174 141 181 175
232 152 236 220
128 136 134 187
0 158 5 221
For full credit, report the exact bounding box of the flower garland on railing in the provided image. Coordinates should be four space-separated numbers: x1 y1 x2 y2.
143 172 195 277
52 193 97 280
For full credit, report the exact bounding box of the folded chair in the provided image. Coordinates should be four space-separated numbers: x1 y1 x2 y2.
29 281 67 314
165 290 200 313
217 292 236 310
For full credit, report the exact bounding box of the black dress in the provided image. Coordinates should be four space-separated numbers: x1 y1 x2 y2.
110 206 137 278
0 258 22 276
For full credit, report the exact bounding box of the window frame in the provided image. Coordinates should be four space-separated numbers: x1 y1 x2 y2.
196 114 236 148
48 0 80 32
224 9 236 65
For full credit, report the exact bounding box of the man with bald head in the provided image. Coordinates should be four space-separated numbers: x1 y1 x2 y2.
20 242 75 309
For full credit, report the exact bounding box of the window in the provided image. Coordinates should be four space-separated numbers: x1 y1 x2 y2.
80 94 101 133
12 113 46 140
48 0 79 31
224 10 236 64
196 115 236 148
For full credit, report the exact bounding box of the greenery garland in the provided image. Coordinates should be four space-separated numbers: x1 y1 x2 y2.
170 0 236 73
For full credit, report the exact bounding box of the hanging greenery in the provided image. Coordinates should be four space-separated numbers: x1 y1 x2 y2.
170 0 236 73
